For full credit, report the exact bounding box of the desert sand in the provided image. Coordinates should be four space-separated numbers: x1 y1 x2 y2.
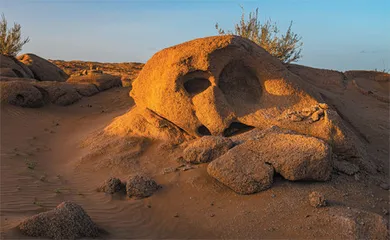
1 36 389 239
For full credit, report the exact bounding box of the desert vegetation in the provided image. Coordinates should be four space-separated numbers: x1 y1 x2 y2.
0 13 30 56
215 7 303 63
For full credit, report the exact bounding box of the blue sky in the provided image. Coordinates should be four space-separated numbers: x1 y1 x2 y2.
1 0 389 71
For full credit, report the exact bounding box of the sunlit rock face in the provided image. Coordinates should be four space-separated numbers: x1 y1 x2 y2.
107 35 370 171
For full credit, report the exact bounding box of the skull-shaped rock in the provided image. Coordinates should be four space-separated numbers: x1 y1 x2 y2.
107 35 369 170
131 35 322 136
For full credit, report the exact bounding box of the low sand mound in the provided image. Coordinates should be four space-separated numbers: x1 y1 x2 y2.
0 81 44 107
0 54 34 78
345 70 390 82
105 107 193 144
67 73 122 91
207 127 332 194
287 64 346 92
352 78 389 103
18 201 100 239
32 81 82 106
18 54 69 82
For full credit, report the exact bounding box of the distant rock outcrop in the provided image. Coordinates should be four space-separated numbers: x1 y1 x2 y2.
67 73 122 91
0 54 34 79
18 53 69 82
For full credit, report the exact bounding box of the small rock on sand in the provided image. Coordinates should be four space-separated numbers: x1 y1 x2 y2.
126 175 160 198
309 191 327 208
18 201 100 239
101 177 125 194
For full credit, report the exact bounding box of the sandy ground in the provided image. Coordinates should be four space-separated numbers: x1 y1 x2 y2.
1 82 389 239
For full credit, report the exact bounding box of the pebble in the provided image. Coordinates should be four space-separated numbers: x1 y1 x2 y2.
173 213 179 218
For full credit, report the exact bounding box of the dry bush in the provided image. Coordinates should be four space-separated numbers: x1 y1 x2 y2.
0 13 30 56
216 7 303 63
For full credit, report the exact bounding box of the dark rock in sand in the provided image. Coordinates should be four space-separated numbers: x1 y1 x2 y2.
126 175 160 198
18 201 100 239
181 136 234 164
102 177 125 194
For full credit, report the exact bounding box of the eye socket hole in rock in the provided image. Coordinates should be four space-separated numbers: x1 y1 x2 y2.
219 61 262 114
15 94 25 104
197 125 212 136
223 122 255 137
184 78 211 95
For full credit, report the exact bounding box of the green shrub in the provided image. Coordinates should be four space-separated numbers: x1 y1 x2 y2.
215 7 303 63
0 13 30 56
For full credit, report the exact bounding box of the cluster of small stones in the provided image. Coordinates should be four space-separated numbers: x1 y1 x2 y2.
100 175 160 199
281 103 329 123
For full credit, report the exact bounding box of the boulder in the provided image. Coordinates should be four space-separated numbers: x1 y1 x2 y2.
18 201 100 239
126 175 160 198
0 54 34 78
0 81 44 107
181 136 234 164
32 81 82 106
208 127 332 194
18 53 69 81
207 143 274 194
69 83 99 97
67 73 122 91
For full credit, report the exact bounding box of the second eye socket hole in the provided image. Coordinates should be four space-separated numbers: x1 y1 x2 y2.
182 71 212 95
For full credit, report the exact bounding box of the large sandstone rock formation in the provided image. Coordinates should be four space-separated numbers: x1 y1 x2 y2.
18 53 69 81
107 35 366 169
